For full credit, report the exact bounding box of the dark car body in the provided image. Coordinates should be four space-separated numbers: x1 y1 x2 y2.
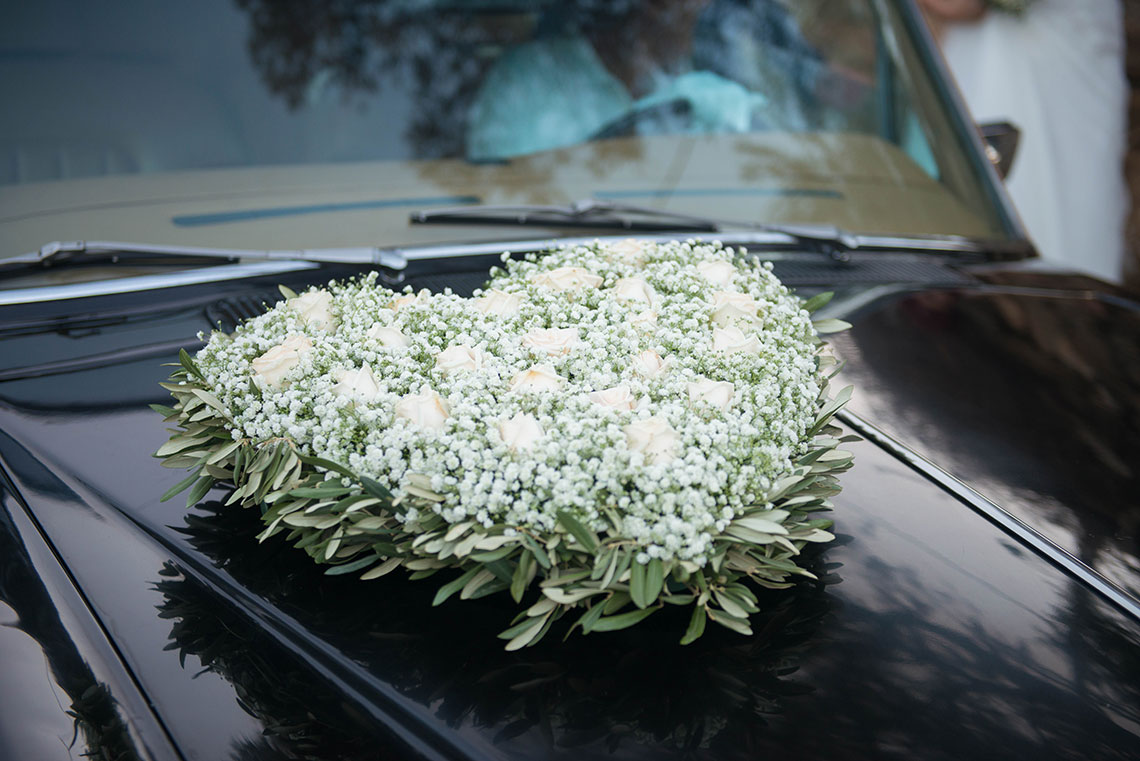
1 1 1139 760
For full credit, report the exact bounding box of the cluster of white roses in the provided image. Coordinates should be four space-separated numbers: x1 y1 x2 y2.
194 239 822 565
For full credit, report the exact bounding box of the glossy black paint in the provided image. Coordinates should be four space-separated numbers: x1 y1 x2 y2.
0 265 1138 760
830 282 1140 602
0 454 174 760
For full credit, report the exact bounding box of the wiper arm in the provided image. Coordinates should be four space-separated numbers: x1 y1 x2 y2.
411 199 721 233
3 240 408 274
410 199 863 259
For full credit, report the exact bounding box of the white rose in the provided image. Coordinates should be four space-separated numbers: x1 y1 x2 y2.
607 238 649 263
394 389 450 430
251 335 313 389
509 364 565 392
498 413 545 451
366 324 410 348
435 345 485 374
612 277 658 309
589 385 635 411
630 349 672 379
389 289 430 312
625 417 681 464
331 363 382 403
687 378 736 412
696 260 738 289
631 310 658 331
522 327 580 356
713 325 761 355
475 289 523 317
289 290 335 330
711 291 759 326
529 266 602 291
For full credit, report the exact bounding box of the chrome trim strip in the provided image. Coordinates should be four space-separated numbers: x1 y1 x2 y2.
0 261 319 305
384 231 987 261
12 240 408 269
838 408 1140 622
0 231 990 306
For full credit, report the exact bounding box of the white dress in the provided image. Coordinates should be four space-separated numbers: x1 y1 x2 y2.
939 0 1128 283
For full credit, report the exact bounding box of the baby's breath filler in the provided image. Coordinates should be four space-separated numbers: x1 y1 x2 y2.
155 239 854 648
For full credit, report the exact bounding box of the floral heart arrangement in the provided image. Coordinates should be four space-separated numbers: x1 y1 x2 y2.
155 239 853 648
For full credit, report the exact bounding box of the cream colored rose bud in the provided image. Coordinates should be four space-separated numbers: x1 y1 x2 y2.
251 335 313 389
366 324 410 348
389 289 429 312
289 290 335 330
713 325 761 355
607 238 648 263
498 412 545 451
631 310 658 331
522 327 580 356
711 291 759 326
508 364 565 392
696 259 738 289
435 345 485 374
624 417 681 464
687 378 735 412
475 289 523 316
394 389 450 430
331 363 382 403
612 277 658 309
529 266 603 291
630 349 672 379
589 385 635 411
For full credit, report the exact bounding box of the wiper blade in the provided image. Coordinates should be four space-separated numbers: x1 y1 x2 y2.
3 240 408 274
411 199 722 233
410 199 864 259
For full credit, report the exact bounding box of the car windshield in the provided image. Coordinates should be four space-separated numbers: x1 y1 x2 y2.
0 0 1013 259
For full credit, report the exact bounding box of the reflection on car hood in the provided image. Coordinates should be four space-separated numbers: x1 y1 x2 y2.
831 281 1140 602
0 268 1138 760
0 133 992 258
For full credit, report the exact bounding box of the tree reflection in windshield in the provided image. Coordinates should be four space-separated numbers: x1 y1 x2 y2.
234 0 495 159
232 0 862 162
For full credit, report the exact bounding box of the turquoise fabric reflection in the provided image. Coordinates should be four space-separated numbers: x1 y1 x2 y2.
466 36 766 161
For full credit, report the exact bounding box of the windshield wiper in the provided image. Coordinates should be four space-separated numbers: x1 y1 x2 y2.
411 198 720 233
2 240 408 276
410 199 865 260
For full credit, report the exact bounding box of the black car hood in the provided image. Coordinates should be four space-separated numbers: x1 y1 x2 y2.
830 281 1140 601
1 266 1139 760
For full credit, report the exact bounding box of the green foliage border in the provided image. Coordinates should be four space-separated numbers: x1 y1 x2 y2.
154 290 855 649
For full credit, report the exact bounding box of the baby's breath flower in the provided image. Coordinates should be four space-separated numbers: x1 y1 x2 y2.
191 239 823 564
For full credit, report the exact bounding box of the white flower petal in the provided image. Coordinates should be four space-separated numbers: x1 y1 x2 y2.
529 267 602 291
251 335 312 388
498 413 545 451
712 325 761 354
589 385 635 411
332 363 382 403
435 345 486 374
289 290 335 330
522 327 580 356
395 389 450 430
696 260 738 289
508 364 565 392
624 417 681 464
687 378 735 412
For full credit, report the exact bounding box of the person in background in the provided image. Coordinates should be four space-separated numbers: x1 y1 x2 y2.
466 0 834 162
918 0 1128 284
